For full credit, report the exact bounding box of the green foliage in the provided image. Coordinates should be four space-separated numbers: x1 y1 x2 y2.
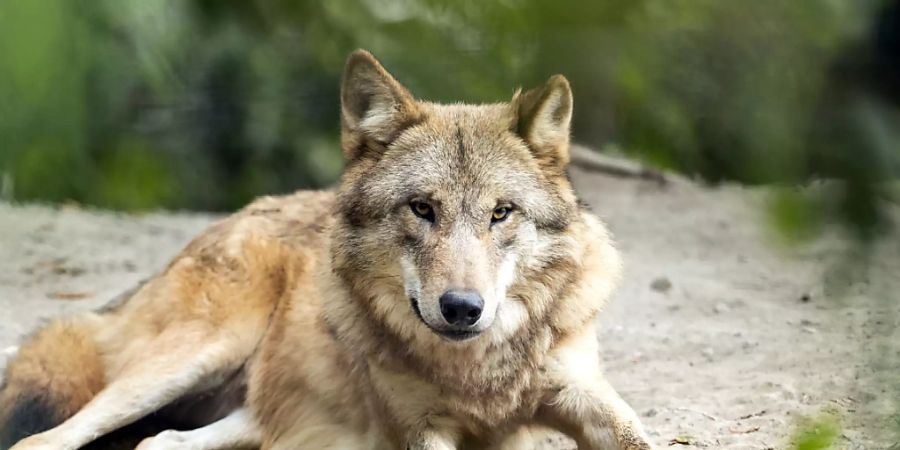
0 0 897 235
793 414 841 450
767 189 825 243
88 140 179 211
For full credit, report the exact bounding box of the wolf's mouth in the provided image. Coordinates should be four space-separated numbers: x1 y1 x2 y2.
410 297 481 342
438 329 480 341
410 297 425 323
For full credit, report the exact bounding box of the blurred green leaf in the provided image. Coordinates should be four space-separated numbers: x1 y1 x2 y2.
793 414 841 450
767 189 824 243
88 140 179 211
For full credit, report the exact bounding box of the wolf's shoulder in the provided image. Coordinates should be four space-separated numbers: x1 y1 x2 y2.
573 209 621 281
241 189 337 218
574 209 614 244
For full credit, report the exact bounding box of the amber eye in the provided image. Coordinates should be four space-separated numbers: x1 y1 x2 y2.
491 205 512 224
410 201 435 222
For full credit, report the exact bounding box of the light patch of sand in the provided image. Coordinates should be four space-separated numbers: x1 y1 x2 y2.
0 166 897 448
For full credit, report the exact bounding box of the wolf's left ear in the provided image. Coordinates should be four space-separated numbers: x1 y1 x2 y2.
511 75 573 172
341 50 423 160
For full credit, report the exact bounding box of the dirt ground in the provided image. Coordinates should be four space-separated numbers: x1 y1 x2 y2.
1 165 898 449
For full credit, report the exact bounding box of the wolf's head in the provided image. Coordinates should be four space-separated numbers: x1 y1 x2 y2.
332 50 582 344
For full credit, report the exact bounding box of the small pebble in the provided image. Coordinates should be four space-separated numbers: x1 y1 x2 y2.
650 277 672 293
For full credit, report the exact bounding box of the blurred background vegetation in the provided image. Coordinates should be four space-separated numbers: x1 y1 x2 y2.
0 0 898 238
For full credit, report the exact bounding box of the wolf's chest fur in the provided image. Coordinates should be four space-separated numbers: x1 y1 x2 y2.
239 189 584 441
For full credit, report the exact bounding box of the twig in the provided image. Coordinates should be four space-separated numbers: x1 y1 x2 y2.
569 145 668 185
729 425 761 434
670 407 720 422
736 409 767 420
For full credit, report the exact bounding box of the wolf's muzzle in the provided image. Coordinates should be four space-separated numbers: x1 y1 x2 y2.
410 290 485 341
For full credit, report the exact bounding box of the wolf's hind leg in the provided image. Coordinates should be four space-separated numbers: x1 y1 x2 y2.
0 318 106 449
9 333 243 450
136 408 260 450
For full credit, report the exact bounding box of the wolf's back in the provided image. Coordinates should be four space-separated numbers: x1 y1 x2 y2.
0 318 105 449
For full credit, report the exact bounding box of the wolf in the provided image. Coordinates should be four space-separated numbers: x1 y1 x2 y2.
0 50 654 450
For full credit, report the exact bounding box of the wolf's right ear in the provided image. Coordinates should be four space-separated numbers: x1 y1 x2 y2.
340 50 422 160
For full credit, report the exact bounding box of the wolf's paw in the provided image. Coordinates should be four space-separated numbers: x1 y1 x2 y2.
622 438 655 450
8 434 70 450
136 430 191 450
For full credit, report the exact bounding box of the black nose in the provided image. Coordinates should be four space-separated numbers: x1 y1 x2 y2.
439 289 484 327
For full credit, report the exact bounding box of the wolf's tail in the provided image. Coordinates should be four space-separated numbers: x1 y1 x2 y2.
0 318 106 449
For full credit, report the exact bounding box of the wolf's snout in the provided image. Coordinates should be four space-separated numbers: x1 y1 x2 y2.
439 290 483 327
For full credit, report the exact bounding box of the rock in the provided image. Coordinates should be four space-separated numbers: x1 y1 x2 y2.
781 387 797 400
650 277 672 293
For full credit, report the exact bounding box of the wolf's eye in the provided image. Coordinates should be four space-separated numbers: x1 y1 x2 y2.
491 206 512 224
410 201 435 222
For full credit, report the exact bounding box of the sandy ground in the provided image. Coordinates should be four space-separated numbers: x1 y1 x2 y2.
1 166 898 449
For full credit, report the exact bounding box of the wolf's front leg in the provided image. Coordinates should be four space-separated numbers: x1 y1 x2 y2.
406 428 458 450
539 329 654 450
404 414 462 450
367 365 460 450
540 375 653 450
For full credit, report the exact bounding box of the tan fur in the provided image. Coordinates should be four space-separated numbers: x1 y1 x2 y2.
0 320 105 427
1 50 653 450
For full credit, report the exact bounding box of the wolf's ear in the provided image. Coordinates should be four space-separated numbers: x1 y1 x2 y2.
341 50 422 160
512 75 573 172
